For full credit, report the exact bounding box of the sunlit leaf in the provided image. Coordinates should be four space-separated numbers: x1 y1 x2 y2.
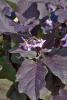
39 87 51 100
0 79 12 100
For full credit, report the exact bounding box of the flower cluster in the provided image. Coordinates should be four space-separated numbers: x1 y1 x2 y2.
20 37 46 51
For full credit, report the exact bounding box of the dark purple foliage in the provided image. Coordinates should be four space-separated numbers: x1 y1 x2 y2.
51 89 67 100
0 0 67 100
43 54 67 84
16 59 48 100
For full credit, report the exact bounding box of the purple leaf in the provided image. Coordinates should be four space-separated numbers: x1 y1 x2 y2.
17 0 60 20
55 8 67 23
61 34 67 47
23 2 40 19
14 20 39 32
43 55 67 84
12 0 31 23
59 0 67 10
50 89 67 100
0 0 15 33
0 14 15 33
28 0 59 4
36 2 48 19
9 48 37 59
17 0 32 15
16 59 48 100
0 0 9 11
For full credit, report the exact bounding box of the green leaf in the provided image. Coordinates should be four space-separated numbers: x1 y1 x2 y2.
3 35 11 51
11 53 23 65
5 0 19 11
0 56 16 82
7 83 27 100
0 65 3 71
